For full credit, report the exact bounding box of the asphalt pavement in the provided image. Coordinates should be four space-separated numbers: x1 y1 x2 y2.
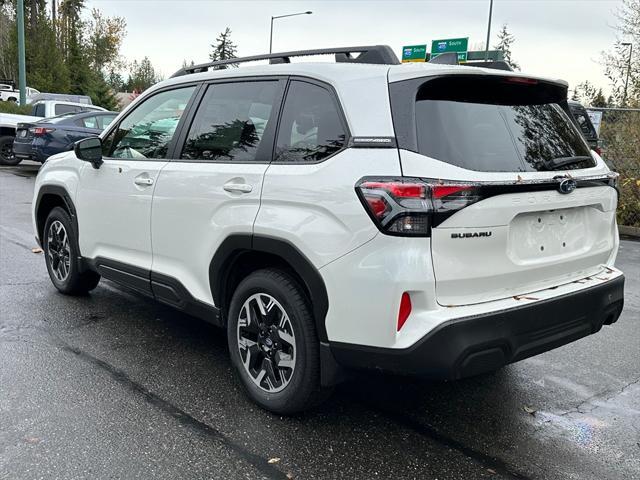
1 162 638 480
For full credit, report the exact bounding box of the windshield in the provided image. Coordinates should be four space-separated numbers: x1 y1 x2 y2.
416 100 593 172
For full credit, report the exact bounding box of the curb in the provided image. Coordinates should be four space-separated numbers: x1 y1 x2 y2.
619 225 640 239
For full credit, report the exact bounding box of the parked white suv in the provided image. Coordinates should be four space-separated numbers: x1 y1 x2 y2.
32 46 625 413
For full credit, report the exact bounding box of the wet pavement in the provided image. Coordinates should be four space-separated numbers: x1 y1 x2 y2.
1 162 639 480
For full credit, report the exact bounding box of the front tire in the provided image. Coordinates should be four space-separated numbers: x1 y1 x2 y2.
227 269 324 414
0 135 21 166
43 207 100 295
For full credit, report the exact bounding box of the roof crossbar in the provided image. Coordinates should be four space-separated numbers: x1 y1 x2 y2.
171 45 400 78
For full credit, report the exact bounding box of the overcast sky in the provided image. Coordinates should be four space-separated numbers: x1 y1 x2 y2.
87 0 625 93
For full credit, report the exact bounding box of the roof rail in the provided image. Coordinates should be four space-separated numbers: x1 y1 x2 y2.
171 45 400 78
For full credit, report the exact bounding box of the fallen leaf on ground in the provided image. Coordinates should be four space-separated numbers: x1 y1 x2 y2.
31 247 43 254
268 457 281 464
286 473 294 479
523 405 537 415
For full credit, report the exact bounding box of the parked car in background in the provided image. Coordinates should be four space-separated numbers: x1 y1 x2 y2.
0 101 108 165
13 111 117 163
27 93 94 106
568 100 601 154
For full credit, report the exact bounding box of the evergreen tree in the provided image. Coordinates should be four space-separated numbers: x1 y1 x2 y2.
126 57 160 92
494 23 520 71
0 0 127 104
591 88 608 107
106 69 124 91
86 73 118 110
572 81 609 107
209 27 237 68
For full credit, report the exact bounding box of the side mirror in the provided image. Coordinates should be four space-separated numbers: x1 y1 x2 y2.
74 137 103 169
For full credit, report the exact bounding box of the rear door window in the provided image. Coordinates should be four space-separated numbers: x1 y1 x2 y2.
274 80 347 163
81 116 99 129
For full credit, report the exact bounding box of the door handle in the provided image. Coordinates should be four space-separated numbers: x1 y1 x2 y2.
223 183 253 193
134 176 154 186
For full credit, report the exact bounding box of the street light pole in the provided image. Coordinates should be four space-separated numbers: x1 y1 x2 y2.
269 11 313 54
622 42 633 106
17 0 26 105
484 0 494 62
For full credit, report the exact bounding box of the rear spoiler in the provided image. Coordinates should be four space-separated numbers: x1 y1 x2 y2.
427 53 514 71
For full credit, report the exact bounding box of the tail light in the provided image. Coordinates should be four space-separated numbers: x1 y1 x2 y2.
356 177 482 236
31 127 55 136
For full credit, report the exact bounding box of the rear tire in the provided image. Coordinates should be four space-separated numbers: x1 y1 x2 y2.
0 135 21 166
43 207 100 295
227 268 325 414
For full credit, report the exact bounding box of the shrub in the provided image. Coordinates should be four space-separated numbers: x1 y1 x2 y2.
0 100 33 115
600 112 640 228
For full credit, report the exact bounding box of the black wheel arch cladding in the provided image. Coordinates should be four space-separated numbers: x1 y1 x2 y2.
35 185 78 247
209 234 330 343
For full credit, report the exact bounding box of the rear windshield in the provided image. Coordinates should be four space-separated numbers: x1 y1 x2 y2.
392 75 595 172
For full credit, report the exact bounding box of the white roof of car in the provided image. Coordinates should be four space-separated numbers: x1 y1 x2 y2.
157 61 567 89
32 99 106 110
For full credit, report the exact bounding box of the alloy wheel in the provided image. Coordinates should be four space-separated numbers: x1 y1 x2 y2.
0 140 15 163
237 293 296 393
47 220 71 282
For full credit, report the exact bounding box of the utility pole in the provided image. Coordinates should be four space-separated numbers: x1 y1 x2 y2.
484 0 494 62
17 0 26 105
622 42 633 106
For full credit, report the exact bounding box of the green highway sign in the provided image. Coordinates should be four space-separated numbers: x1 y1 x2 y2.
431 37 469 62
401 44 428 63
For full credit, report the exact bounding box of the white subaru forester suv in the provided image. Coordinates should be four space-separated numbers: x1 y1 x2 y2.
32 46 624 413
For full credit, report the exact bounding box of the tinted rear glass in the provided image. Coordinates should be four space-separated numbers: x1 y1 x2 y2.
416 101 592 172
55 104 82 115
392 75 595 172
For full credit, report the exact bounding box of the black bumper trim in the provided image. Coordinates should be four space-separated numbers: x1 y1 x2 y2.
330 276 625 379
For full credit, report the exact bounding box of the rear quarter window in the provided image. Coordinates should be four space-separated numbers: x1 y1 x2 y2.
274 80 347 163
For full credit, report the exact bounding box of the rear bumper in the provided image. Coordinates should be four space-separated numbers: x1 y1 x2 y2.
330 275 624 379
12 140 33 159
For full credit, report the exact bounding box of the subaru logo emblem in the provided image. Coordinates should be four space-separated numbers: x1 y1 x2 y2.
558 178 577 194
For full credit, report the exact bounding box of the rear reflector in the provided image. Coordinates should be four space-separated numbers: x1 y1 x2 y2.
397 292 411 331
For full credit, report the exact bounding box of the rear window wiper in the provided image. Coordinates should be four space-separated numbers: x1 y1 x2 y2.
545 155 593 170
